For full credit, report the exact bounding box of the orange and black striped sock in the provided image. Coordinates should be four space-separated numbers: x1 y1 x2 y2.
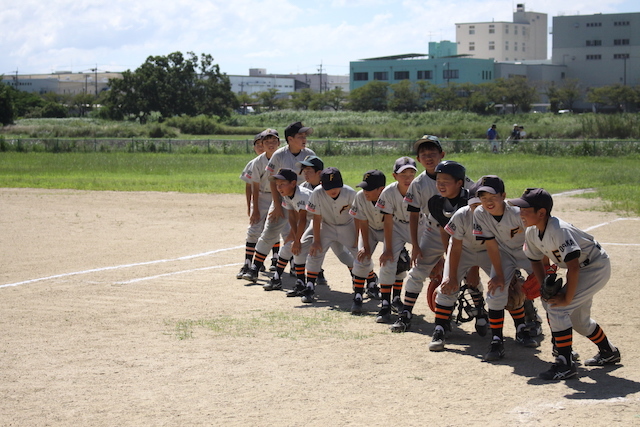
274 257 289 278
245 242 256 264
393 280 403 298
552 327 573 362
587 324 612 353
271 242 280 257
403 292 419 313
435 304 454 328
353 275 366 295
380 284 392 302
294 264 306 282
252 251 267 270
508 304 527 330
306 271 319 287
488 309 504 339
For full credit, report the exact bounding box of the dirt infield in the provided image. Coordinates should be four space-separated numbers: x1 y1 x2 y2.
1 188 639 426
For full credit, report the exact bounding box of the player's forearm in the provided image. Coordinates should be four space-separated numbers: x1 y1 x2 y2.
409 212 420 247
564 259 581 304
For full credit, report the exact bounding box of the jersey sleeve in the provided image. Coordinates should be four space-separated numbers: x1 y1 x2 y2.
472 208 495 240
523 228 545 261
306 188 322 216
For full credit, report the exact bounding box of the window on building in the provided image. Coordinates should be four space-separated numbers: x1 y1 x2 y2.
469 42 475 51
354 72 368 81
505 41 509 51
373 71 388 80
489 41 495 50
469 25 475 35
614 39 630 46
489 24 495 34
586 40 602 47
417 70 433 80
394 71 410 80
515 26 518 35
586 54 602 60
505 25 509 34
614 21 630 26
586 22 602 27
443 69 459 80
613 53 630 59
522 43 526 52
514 42 518 51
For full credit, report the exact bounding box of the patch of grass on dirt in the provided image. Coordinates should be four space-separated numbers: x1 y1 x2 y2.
165 309 376 341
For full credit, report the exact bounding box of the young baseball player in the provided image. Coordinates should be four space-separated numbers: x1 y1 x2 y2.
374 157 422 323
242 122 316 283
472 175 539 362
263 168 313 291
510 188 620 380
236 131 273 279
428 168 490 351
349 169 401 314
300 167 358 304
393 135 474 332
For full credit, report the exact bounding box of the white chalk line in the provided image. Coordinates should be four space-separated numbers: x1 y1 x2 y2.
584 217 640 232
0 245 243 289
115 262 243 284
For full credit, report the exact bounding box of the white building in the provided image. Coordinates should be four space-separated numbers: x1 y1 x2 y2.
456 4 547 62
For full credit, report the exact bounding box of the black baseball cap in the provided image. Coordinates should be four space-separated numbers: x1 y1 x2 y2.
476 175 505 195
509 188 553 213
320 167 343 190
435 160 466 181
357 170 386 191
284 121 314 140
262 128 279 139
467 181 481 205
413 135 443 153
269 168 298 182
253 132 264 144
394 156 418 174
296 155 324 173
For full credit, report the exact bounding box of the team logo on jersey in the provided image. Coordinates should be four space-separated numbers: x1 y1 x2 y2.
375 199 386 210
340 205 349 214
473 223 483 235
349 206 358 216
404 192 414 204
558 239 576 253
510 227 523 238
306 202 317 213
266 162 275 173
296 200 307 210
445 223 456 234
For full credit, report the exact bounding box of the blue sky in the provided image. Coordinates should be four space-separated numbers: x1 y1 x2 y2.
1 0 637 77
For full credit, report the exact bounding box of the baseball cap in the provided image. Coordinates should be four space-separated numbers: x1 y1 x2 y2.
467 181 481 205
435 160 466 182
509 188 553 213
357 170 386 191
413 135 443 153
262 128 279 139
394 156 418 174
296 155 324 173
476 175 505 195
269 168 298 182
284 121 314 140
253 132 264 144
320 167 343 190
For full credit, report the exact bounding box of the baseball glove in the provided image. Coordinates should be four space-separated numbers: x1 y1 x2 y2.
505 271 526 311
541 273 564 300
522 264 558 299
396 247 411 275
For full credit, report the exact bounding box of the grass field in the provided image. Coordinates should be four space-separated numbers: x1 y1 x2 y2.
1 151 639 215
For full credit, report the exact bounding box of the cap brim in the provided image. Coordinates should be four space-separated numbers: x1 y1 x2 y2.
477 186 498 194
395 165 418 174
508 198 531 208
468 197 481 205
299 126 313 135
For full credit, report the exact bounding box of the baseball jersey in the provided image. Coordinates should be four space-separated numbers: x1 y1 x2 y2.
282 185 313 212
250 153 272 193
523 216 608 268
428 189 469 229
349 190 385 231
266 145 316 182
240 156 259 184
405 171 474 216
376 181 413 225
306 185 356 226
444 206 486 252
473 203 526 251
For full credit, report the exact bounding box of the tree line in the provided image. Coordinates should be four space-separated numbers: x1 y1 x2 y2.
2 51 640 127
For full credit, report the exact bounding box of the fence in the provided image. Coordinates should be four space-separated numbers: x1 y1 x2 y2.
1 137 639 156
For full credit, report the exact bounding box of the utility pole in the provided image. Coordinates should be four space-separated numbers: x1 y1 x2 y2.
317 61 324 93
90 65 98 95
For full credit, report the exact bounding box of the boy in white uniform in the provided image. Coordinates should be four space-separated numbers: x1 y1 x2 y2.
301 167 358 304
472 175 539 362
510 188 620 380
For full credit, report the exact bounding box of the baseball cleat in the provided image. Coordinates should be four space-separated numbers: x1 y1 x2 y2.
584 348 621 366
552 346 580 361
236 265 249 279
365 283 381 300
286 279 306 297
483 337 505 361
269 256 278 272
316 270 328 286
390 311 411 333
376 305 391 323
263 277 282 291
516 329 539 348
429 327 446 352
350 294 364 314
390 296 403 314
475 313 489 337
539 356 577 380
242 266 259 283
301 286 315 303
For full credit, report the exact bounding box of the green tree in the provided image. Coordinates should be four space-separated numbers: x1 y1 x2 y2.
290 88 315 110
544 82 561 113
348 81 389 111
323 87 347 111
103 51 236 123
256 88 281 111
498 76 539 113
0 82 15 125
557 79 582 111
71 93 95 117
388 80 421 112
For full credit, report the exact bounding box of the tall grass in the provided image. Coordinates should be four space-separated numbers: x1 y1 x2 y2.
1 152 639 215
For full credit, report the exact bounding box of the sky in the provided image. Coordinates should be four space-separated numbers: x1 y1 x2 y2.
1 0 638 77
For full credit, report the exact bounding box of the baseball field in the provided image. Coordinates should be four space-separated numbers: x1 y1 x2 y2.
1 187 639 426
